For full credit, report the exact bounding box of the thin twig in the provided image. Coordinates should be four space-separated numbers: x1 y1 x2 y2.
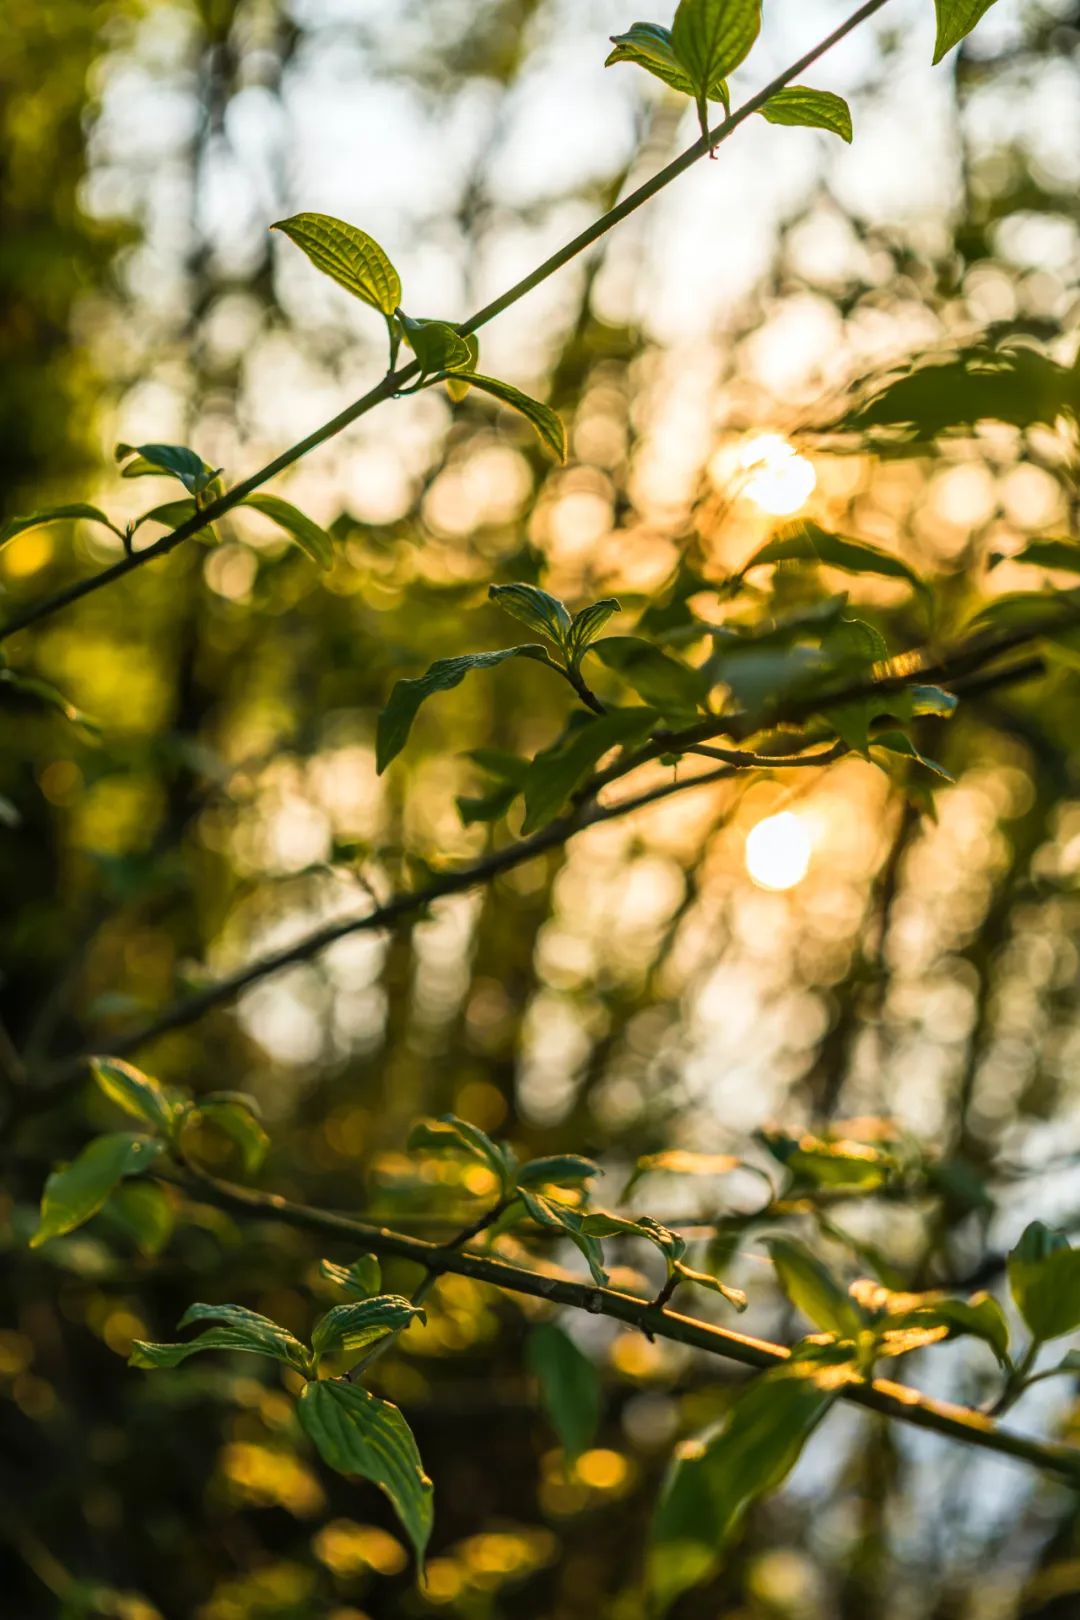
0 0 894 646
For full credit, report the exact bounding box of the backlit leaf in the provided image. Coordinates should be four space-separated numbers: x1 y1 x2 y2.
32 1134 165 1248
271 212 401 316
741 520 923 593
1008 1221 1080 1342
0 504 120 550
242 493 334 570
517 1155 603 1189
463 374 567 461
933 0 1000 64
399 313 474 376
376 645 554 773
565 599 622 667
489 583 572 646
321 1255 382 1300
586 635 709 714
521 706 656 834
312 1295 425 1361
760 86 852 141
131 1303 313 1376
91 1056 182 1136
115 442 221 496
767 1237 865 1339
519 1190 609 1285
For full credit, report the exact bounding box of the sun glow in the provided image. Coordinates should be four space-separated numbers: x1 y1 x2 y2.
738 433 817 516
745 811 813 891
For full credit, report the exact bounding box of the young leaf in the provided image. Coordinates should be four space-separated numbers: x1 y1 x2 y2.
321 1255 382 1300
586 635 709 713
446 334 481 401
649 1348 850 1613
786 1135 895 1190
760 87 853 142
271 213 401 317
565 599 621 667
741 520 923 593
605 23 699 98
398 313 474 376
767 1237 865 1339
376 645 554 774
672 1261 748 1312
297 1380 434 1571
32 1134 165 1248
1008 1221 1080 1342
932 0 1000 64
115 443 221 497
519 1189 609 1285
241 493 334 570
871 730 954 783
521 706 656 834
671 0 761 141
91 1056 181 1136
517 1155 603 1190
880 1292 1010 1368
131 499 217 543
131 1303 313 1375
995 538 1080 574
407 1113 519 1193
187 1097 270 1175
526 1322 601 1460
488 583 572 647
312 1296 425 1361
461 374 567 461
0 504 121 550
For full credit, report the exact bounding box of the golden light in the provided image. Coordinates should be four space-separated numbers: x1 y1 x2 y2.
738 433 817 516
745 811 812 891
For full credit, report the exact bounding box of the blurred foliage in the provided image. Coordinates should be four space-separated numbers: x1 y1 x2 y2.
3 0 1080 1617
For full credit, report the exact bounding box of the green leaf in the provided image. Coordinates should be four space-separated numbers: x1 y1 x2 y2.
32 1133 165 1248
312 1295 425 1361
1008 1221 1080 1342
881 1292 1010 1367
786 1135 894 1190
131 1302 314 1380
398 313 474 376
586 635 709 714
297 1380 433 1571
606 22 713 99
526 1322 601 1460
376 645 554 773
995 538 1080 574
844 345 1076 439
115 442 221 496
760 87 852 141
622 1149 746 1201
271 212 402 317
131 499 217 543
130 1302 313 1375
521 706 657 835
932 0 1000 63
565 599 622 667
871 730 954 783
0 503 120 550
648 1348 849 1613
488 582 572 647
445 334 480 401
189 1098 270 1175
103 1180 175 1257
741 520 923 593
321 1255 382 1300
91 1056 181 1136
407 1113 519 1193
519 1190 609 1285
671 0 761 141
462 374 567 461
672 1262 748 1312
241 493 334 570
517 1155 603 1190
766 1237 865 1339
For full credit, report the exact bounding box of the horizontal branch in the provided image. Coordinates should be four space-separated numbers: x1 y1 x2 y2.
169 1164 1080 1487
0 0 893 646
11 634 1047 1122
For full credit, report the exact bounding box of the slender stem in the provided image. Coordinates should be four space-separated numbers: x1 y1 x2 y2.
0 0 894 646
166 1164 1080 1486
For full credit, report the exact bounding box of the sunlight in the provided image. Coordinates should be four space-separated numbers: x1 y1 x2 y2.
745 811 813 891
738 433 817 516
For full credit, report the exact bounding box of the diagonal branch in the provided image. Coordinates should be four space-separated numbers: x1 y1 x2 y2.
167 1162 1080 1487
0 0 894 646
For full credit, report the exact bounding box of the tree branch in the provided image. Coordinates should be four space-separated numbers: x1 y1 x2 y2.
166 1163 1080 1488
0 0 894 646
